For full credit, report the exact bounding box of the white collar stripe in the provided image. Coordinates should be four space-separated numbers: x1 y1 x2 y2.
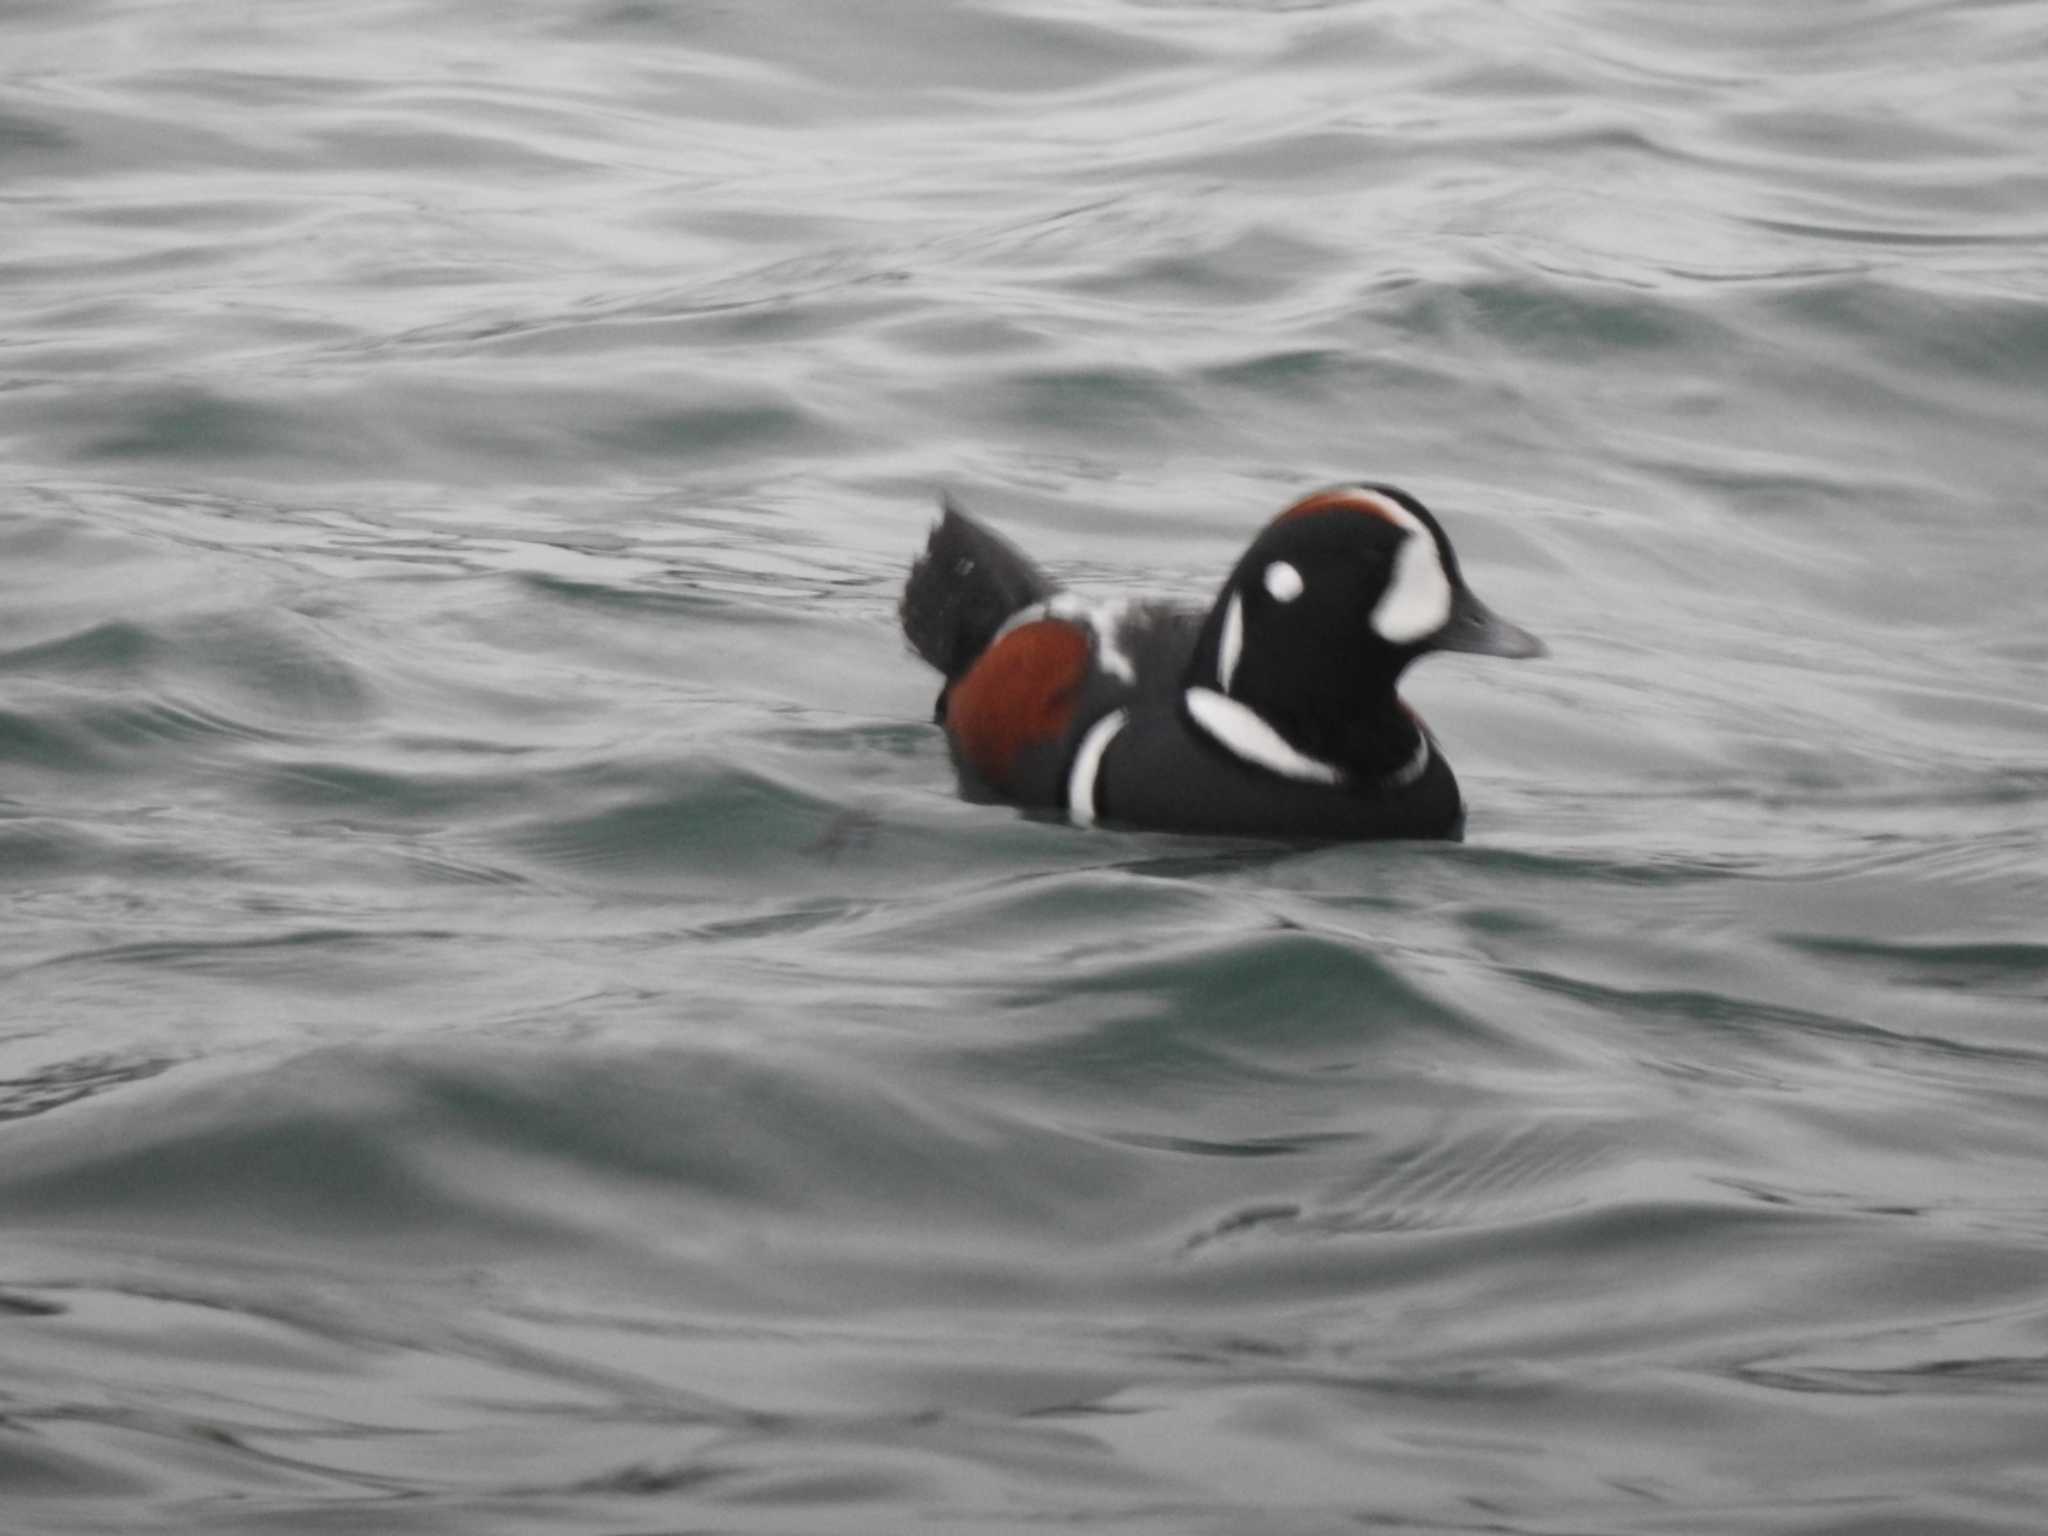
1184 688 1343 785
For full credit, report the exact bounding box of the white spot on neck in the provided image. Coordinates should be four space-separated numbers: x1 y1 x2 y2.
1067 709 1127 827
1184 688 1343 785
1369 500 1453 644
1263 560 1303 603
1217 593 1244 694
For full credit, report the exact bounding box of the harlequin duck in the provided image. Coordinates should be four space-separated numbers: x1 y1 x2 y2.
899 484 1543 840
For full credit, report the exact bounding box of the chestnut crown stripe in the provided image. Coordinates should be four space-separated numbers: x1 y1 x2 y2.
1271 486 1410 528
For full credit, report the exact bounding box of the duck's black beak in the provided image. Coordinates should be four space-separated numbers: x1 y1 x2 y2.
1432 586 1545 659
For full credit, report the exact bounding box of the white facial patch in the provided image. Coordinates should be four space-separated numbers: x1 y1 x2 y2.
1263 560 1303 603
1217 593 1244 695
1366 499 1454 644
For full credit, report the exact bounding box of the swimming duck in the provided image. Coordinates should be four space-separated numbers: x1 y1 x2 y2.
899 484 1542 839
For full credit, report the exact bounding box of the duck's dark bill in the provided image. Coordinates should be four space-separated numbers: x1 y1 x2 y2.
1433 588 1545 658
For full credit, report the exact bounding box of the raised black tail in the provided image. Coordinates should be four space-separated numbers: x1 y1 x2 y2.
899 497 1056 685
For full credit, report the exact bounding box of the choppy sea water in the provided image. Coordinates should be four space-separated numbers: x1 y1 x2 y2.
5 1 2048 1531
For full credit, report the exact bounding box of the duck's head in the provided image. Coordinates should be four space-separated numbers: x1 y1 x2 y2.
1190 484 1542 773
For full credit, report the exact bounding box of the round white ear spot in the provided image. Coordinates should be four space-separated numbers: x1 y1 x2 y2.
1263 560 1304 603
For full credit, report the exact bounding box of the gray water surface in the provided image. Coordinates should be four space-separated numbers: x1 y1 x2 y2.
5 2 2048 1532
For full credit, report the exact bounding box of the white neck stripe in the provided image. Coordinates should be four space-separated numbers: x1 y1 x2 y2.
1184 689 1343 786
1217 593 1243 695
1185 690 1433 791
1067 709 1127 827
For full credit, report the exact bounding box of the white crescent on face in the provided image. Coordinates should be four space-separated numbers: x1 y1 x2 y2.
1354 491 1453 644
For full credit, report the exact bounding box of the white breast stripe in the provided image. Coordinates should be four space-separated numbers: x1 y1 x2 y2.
1217 593 1243 694
1184 688 1343 785
1067 709 1128 827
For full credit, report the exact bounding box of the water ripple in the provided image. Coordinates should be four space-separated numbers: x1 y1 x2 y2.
5 0 2048 1530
